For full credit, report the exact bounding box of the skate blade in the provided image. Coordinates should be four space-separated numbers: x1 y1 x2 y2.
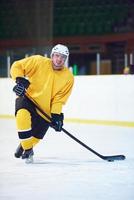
25 156 34 164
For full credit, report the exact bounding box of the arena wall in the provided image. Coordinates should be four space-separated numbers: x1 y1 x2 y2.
0 76 134 127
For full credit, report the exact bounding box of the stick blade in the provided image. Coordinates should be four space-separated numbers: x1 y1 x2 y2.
103 155 126 162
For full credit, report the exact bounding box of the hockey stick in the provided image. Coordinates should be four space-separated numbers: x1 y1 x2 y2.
26 94 126 162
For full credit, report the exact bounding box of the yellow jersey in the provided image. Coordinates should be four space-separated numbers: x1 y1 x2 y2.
10 55 74 119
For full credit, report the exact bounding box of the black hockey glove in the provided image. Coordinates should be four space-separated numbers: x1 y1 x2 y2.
13 77 30 96
51 113 64 132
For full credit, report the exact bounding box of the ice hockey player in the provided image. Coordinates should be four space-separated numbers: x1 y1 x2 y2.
10 44 74 163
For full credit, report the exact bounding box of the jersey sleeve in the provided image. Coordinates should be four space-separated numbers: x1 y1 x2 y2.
10 55 40 80
51 76 74 114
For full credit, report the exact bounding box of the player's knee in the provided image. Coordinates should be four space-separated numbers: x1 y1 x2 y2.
16 109 31 130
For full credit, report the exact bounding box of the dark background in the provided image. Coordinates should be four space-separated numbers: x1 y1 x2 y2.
0 0 134 76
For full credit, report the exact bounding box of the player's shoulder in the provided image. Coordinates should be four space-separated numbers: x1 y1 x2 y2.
31 55 50 61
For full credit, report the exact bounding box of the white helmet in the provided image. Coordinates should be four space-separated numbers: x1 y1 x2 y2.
51 44 69 59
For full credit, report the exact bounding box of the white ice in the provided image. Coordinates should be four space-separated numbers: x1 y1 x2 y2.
0 119 134 200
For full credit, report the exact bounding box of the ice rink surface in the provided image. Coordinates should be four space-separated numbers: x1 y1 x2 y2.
0 118 134 200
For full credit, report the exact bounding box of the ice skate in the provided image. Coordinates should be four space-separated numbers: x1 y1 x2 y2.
14 144 24 158
22 148 34 164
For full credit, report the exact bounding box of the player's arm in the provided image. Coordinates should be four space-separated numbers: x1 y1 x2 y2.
51 77 74 114
10 55 39 80
51 76 74 132
10 55 38 96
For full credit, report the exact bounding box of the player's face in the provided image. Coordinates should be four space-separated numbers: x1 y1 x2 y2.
52 53 67 70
